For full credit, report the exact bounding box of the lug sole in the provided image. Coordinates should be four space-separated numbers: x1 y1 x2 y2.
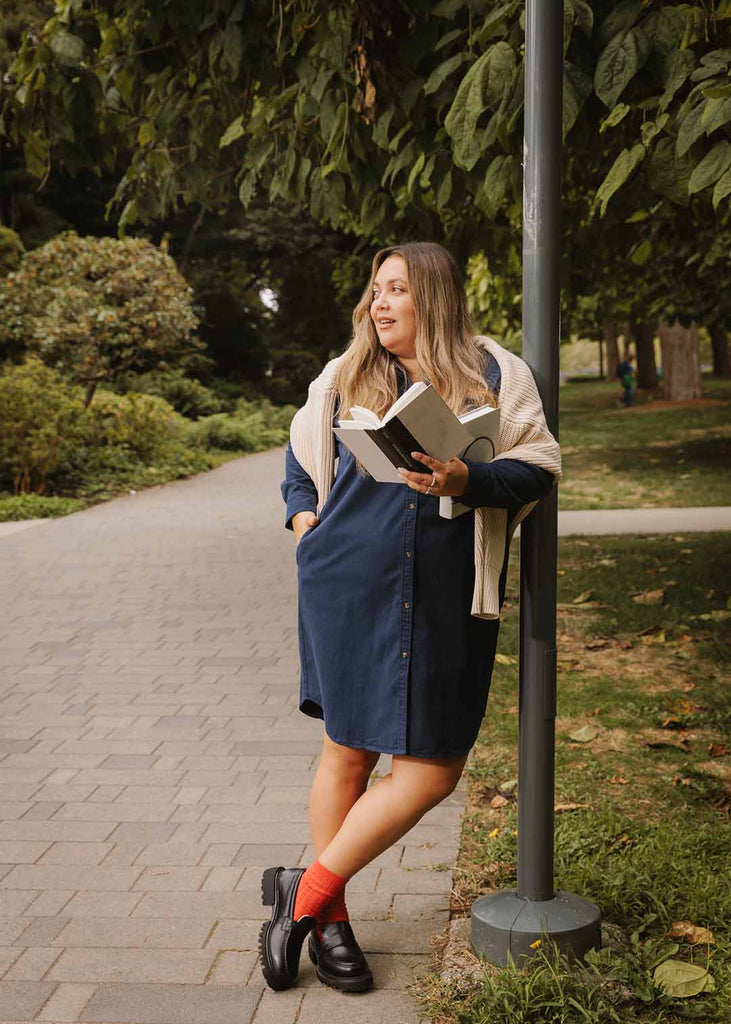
308 934 374 993
258 866 295 992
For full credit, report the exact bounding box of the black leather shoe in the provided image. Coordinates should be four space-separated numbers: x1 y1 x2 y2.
308 920 374 992
258 866 316 990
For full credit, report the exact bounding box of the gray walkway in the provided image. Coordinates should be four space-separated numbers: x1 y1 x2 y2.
559 506 731 535
0 448 464 1024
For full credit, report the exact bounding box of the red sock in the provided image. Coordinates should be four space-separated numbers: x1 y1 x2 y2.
293 859 348 924
316 888 350 939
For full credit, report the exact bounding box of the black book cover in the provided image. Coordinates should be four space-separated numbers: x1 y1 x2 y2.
365 418 432 475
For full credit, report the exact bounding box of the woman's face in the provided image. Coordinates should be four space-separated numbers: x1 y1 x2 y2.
370 254 417 358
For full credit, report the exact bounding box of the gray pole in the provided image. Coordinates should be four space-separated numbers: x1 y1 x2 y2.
471 0 601 963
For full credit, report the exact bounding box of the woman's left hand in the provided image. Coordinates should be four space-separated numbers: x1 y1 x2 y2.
397 451 469 498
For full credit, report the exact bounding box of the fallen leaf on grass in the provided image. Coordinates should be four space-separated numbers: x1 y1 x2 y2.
680 548 693 555
597 558 616 567
490 794 510 809
495 653 517 666
632 588 665 605
695 610 731 622
609 775 629 785
653 961 715 997
568 724 598 743
667 921 716 945
573 590 594 605
642 631 667 645
585 638 611 650
499 779 518 793
554 802 588 812
642 735 691 752
708 743 727 758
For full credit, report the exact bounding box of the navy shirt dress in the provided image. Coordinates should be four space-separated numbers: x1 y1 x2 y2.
281 353 553 758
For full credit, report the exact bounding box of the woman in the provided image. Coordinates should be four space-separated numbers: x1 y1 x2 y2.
260 242 561 993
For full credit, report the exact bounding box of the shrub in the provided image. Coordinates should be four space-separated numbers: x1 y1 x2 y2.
0 231 202 404
0 227 24 277
117 369 221 418
84 391 184 459
0 493 85 521
0 357 85 493
188 398 295 452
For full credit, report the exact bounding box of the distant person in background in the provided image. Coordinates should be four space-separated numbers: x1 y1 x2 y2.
616 353 636 407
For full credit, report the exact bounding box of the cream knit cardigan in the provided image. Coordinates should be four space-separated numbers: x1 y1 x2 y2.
289 335 562 620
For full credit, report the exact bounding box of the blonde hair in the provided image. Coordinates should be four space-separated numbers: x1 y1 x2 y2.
334 243 496 471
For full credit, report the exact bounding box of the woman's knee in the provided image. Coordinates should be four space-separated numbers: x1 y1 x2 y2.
392 754 467 810
319 733 380 784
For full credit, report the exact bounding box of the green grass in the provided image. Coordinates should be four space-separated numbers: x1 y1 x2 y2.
415 533 731 1024
0 493 86 520
558 375 731 510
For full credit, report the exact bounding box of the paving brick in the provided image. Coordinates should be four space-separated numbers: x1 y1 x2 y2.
39 844 113 866
0 890 36 916
0 980 56 1019
4 946 63 980
80 981 261 1023
0 918 29 944
1 866 142 892
0 840 52 863
37 981 97 1021
53 917 215 949
297 987 424 1023
62 892 143 918
250 989 303 1024
132 891 267 920
10 916 69 946
133 867 210 891
48 948 216 984
24 891 75 917
134 842 208 866
106 823 176 845
0 946 24 975
391 893 451 921
375 867 452 895
0 821 115 843
207 920 260 951
206 949 257 984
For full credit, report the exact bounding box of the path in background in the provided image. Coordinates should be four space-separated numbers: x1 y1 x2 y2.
0 447 463 1024
558 506 731 535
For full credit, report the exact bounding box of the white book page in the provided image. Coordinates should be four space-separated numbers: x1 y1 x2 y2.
346 405 381 428
332 426 402 483
381 381 429 424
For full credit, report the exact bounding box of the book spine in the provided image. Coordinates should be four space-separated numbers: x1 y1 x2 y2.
366 420 431 475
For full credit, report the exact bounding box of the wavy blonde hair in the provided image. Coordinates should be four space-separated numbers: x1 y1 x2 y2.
334 243 496 445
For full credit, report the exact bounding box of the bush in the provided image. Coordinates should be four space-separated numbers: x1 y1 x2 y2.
117 369 221 418
84 391 184 459
0 231 202 403
0 358 85 493
188 398 295 452
0 227 24 277
0 493 85 521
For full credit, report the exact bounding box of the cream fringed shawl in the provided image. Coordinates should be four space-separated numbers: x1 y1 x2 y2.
289 336 562 620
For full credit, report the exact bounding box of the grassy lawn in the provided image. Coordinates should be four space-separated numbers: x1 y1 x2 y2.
416 532 731 1023
558 375 731 510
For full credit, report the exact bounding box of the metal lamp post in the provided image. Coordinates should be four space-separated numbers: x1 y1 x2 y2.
470 0 602 964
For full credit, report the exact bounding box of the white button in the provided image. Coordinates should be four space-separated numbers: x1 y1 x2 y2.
406 551 412 558
409 503 415 509
404 602 410 609
402 651 408 658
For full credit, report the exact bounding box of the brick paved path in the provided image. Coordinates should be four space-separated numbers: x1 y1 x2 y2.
0 449 465 1024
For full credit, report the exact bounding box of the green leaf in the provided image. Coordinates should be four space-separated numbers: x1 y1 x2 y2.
373 106 395 150
137 121 155 147
22 131 49 180
219 115 244 148
600 103 631 132
631 238 652 264
595 144 646 215
640 113 668 146
659 49 695 112
433 0 465 17
642 8 685 55
424 54 467 96
475 155 514 217
689 140 731 194
595 27 650 109
599 0 642 46
713 165 731 208
436 28 465 51
570 0 594 37
563 63 593 138
472 2 519 47
445 44 514 167
701 95 731 136
406 152 426 195
648 137 693 205
436 169 452 209
676 102 707 157
653 961 715 998
238 171 257 208
223 24 242 77
49 30 85 67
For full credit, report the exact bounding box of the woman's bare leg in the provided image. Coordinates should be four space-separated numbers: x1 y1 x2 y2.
317 751 469 878
308 733 381 858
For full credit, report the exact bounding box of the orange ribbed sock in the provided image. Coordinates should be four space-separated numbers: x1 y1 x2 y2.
293 859 348 924
316 888 350 940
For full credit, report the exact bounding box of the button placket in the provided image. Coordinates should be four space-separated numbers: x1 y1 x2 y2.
398 491 417 748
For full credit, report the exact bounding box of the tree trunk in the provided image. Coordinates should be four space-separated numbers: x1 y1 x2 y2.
658 317 702 401
710 321 731 376
621 322 632 361
602 320 619 380
633 321 658 390
598 336 604 379
84 380 98 408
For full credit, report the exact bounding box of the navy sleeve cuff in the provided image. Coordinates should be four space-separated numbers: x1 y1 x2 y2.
458 458 554 511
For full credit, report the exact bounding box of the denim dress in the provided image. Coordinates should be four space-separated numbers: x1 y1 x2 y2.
281 354 553 757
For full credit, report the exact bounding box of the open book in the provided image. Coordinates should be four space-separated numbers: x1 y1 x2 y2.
333 382 500 518
438 403 500 519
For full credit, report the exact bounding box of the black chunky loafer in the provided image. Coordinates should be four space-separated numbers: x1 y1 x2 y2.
308 920 374 992
258 866 316 991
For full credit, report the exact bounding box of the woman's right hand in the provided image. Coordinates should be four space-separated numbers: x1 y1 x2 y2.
292 510 319 544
